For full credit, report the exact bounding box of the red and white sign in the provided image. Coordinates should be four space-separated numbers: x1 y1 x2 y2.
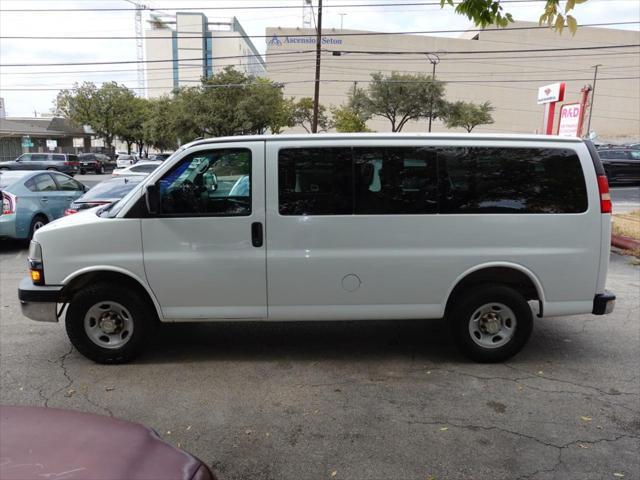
537 82 566 105
557 103 583 137
537 81 566 134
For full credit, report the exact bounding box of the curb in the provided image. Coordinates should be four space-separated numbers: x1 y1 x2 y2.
611 234 640 251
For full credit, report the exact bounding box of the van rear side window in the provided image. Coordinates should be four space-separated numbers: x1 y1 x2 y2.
278 146 587 216
438 147 588 214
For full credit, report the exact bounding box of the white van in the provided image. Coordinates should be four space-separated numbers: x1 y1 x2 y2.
18 134 616 363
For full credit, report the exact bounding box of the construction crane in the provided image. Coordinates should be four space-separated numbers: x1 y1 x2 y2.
303 0 313 29
124 0 147 96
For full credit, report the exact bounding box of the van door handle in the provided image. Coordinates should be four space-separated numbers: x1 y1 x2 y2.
40 197 48 203
251 222 263 248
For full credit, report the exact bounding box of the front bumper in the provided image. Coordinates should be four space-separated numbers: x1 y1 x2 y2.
18 277 62 322
592 290 616 315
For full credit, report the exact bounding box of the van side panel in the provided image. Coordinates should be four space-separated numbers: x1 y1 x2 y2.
265 139 601 321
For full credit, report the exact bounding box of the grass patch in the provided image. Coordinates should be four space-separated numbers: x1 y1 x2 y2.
612 209 640 241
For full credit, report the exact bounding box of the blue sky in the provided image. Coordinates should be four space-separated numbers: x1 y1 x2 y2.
0 0 638 116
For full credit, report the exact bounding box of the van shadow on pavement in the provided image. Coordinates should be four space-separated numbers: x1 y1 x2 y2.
142 318 459 364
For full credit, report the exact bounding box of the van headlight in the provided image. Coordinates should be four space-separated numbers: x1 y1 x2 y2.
28 241 44 285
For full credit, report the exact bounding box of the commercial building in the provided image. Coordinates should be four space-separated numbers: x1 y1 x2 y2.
0 117 91 162
144 14 266 97
266 21 640 141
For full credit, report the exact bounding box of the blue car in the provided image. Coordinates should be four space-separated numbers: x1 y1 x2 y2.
0 170 87 241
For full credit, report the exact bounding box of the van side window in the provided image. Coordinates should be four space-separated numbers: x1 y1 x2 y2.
159 149 251 216
279 148 353 215
354 147 437 214
438 147 587 214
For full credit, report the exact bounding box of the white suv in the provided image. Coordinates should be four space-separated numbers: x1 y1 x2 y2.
18 134 616 363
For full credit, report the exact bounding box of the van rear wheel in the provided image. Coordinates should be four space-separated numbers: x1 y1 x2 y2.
449 284 533 363
65 283 155 364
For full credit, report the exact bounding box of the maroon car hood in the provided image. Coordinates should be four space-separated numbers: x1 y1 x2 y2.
0 405 214 480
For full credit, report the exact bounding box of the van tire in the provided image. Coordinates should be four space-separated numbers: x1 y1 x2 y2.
65 283 156 364
449 284 533 363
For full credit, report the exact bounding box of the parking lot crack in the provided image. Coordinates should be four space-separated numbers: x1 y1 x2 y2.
43 346 74 407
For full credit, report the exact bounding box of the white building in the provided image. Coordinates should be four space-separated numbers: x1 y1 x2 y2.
266 22 640 141
144 14 265 97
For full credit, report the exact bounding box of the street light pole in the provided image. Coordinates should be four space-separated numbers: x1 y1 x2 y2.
311 0 323 133
586 64 601 136
426 53 440 133
339 13 346 29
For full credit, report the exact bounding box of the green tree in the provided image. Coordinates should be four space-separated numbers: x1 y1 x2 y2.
143 97 179 152
331 105 371 132
291 97 330 133
172 67 291 140
360 72 446 132
441 0 584 34
116 96 149 155
444 100 495 132
55 81 136 155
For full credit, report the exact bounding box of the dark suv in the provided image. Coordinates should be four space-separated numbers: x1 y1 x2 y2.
78 153 116 174
597 148 640 185
0 153 80 176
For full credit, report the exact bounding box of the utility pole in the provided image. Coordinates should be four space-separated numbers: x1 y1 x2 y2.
426 53 440 133
586 64 601 136
311 0 323 133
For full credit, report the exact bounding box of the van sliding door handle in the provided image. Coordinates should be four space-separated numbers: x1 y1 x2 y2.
251 222 263 248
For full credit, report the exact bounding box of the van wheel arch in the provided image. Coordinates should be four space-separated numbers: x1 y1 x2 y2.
445 266 543 318
60 271 160 322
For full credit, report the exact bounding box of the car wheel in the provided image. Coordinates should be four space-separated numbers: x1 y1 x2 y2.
80 169 86 175
98 165 105 174
449 284 533 363
65 283 156 364
28 215 48 241
0 167 9 171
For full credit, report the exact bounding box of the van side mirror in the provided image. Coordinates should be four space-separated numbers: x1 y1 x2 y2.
146 184 160 215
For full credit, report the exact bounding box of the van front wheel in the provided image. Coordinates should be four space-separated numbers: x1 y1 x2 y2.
449 285 533 363
65 283 155 364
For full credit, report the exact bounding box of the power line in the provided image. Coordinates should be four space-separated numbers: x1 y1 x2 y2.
1 49 637 79
0 0 561 12
328 43 640 56
1 21 637 39
2 75 638 91
0 50 312 68
2 43 638 68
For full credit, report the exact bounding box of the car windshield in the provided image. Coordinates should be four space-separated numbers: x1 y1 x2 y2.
0 171 31 189
79 178 141 202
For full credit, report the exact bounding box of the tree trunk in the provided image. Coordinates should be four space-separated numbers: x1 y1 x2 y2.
105 137 113 157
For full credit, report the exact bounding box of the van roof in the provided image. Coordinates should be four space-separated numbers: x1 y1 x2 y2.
186 132 583 148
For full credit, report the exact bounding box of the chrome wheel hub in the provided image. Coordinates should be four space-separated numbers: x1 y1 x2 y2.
84 301 134 349
468 303 517 349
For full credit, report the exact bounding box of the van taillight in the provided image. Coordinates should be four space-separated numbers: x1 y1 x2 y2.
597 175 612 214
2 192 16 214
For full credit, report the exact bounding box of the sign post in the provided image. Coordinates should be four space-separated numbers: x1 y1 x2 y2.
557 103 583 137
537 82 566 135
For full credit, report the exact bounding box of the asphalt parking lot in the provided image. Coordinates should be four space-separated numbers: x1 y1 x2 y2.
1 187 639 480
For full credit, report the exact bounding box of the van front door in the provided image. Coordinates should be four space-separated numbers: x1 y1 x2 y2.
140 143 266 320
